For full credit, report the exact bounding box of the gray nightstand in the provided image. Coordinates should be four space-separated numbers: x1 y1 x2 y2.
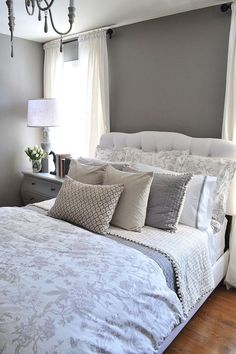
21 171 64 205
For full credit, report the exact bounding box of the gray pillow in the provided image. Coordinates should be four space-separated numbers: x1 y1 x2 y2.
145 173 192 232
124 166 192 232
48 177 124 235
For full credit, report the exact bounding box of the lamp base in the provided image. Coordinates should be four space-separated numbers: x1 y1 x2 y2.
41 156 50 173
41 128 52 173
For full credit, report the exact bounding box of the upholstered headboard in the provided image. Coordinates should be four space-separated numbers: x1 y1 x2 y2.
99 131 236 215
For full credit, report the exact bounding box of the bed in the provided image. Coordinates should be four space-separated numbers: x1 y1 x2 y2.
1 131 236 353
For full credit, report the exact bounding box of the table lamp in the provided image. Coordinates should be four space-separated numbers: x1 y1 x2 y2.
27 98 60 173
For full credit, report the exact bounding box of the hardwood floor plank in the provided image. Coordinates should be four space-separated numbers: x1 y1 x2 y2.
165 286 236 354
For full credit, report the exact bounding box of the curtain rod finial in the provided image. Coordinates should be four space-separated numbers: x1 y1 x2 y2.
106 28 113 39
220 3 231 12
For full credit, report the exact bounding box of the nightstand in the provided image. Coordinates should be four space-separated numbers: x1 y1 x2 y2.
21 171 64 205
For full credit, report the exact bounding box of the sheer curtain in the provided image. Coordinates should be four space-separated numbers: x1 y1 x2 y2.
78 29 110 156
222 3 236 288
44 29 110 157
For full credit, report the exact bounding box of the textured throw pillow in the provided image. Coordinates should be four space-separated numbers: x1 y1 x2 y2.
124 165 192 232
178 155 236 225
103 165 153 231
68 160 106 184
128 163 217 231
48 178 124 235
146 173 192 232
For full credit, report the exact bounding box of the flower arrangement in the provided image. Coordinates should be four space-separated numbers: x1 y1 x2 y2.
25 146 47 161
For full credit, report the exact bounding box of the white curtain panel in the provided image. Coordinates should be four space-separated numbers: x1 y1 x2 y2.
44 42 64 99
78 29 110 157
222 3 236 288
43 42 64 151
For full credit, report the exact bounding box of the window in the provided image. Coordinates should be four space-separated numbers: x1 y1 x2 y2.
51 59 88 157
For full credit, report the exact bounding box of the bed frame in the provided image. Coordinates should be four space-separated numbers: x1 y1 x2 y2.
99 131 236 353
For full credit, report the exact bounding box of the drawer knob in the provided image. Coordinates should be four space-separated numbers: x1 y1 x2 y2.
31 182 36 185
51 187 55 191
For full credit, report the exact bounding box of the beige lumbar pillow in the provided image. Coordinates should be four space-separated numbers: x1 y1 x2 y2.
103 165 153 231
48 177 124 235
68 159 106 185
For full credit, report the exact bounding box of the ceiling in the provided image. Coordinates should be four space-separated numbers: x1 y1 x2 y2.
0 0 227 43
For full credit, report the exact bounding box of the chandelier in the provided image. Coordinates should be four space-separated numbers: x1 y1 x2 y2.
6 0 76 57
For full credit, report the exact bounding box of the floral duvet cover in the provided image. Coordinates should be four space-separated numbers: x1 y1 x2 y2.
0 207 183 354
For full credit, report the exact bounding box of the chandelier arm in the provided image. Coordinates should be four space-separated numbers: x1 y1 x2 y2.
48 8 73 36
25 0 34 16
35 0 55 12
6 0 76 57
6 0 15 57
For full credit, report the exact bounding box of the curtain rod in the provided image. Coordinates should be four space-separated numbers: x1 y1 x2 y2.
44 26 114 46
63 29 113 45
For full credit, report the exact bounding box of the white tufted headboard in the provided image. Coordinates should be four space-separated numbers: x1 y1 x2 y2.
99 131 236 215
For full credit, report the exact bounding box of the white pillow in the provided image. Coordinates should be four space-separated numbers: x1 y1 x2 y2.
130 163 217 231
179 175 217 230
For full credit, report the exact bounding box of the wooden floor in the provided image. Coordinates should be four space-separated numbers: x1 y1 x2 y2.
165 285 236 354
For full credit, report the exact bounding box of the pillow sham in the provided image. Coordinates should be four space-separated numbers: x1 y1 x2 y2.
124 165 192 232
95 146 126 162
123 147 189 170
95 145 189 171
68 160 106 184
48 177 124 235
128 163 217 231
177 155 236 225
103 165 153 231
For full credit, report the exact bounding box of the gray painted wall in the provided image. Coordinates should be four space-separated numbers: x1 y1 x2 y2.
0 34 43 206
108 6 231 138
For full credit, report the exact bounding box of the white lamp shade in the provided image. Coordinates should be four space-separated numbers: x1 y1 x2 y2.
27 99 60 127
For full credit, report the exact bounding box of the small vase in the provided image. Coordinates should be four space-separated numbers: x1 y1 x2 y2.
32 160 42 173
